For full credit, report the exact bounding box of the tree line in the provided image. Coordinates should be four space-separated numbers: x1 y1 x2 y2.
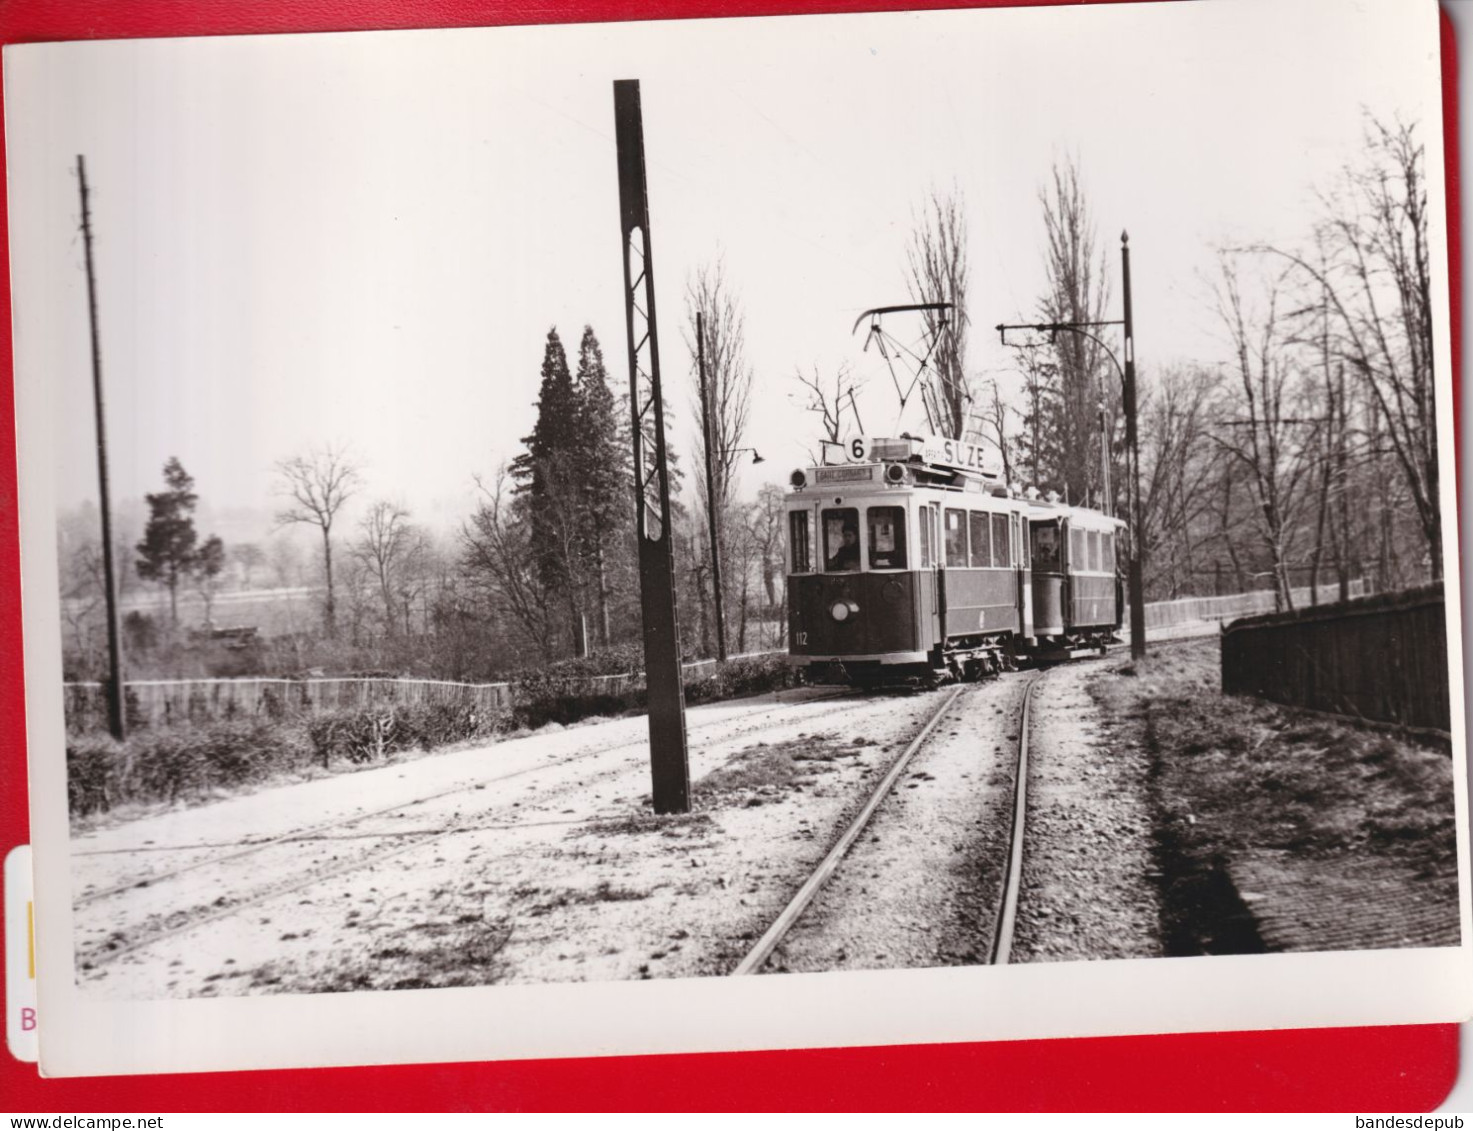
57 112 1439 683
861 114 1439 610
57 261 780 681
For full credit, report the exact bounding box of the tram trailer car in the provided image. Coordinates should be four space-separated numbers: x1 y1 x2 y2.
785 435 1125 686
1024 498 1127 661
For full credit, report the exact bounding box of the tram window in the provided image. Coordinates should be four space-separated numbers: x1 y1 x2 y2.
919 508 934 568
867 506 908 570
1104 531 1115 572
789 511 812 573
991 514 1010 568
1032 523 1061 571
1070 527 1086 571
1017 515 1029 567
969 512 990 568
944 508 968 567
822 508 861 572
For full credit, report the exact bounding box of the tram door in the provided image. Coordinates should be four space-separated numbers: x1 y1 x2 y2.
917 501 944 654
1015 511 1034 638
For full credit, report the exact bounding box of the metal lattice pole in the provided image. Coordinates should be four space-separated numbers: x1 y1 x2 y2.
613 80 690 814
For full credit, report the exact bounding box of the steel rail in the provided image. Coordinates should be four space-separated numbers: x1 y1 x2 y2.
988 669 1044 965
731 684 965 976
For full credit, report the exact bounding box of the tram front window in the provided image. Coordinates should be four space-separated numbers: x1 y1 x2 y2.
1032 522 1061 572
822 507 861 572
867 506 907 570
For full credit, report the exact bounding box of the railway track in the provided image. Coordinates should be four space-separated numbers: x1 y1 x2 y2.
73 687 869 971
733 668 1047 974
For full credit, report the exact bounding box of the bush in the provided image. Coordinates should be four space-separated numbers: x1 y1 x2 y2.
509 654 641 730
67 734 124 816
684 654 794 704
65 717 314 816
306 703 504 766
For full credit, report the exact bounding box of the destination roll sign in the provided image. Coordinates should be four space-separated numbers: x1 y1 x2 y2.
842 434 1001 477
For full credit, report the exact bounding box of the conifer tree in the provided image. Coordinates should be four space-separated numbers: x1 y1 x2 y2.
513 328 587 653
573 326 629 650
136 457 202 626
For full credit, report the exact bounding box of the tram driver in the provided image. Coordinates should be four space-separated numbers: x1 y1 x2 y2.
827 525 861 572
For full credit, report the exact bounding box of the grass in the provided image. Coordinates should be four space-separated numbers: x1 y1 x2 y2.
1089 638 1458 954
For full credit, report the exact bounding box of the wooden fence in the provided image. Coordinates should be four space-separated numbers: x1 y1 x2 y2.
64 650 781 730
1220 583 1449 734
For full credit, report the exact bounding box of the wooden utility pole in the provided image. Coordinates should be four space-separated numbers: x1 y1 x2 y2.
613 80 689 814
1121 231 1146 660
78 155 127 740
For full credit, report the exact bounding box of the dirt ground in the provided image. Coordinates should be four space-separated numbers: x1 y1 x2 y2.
1090 637 1461 955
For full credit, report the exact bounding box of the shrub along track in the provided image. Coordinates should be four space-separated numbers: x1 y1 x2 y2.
71 688 862 975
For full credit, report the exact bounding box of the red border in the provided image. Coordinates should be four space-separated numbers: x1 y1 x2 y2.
0 0 1459 1112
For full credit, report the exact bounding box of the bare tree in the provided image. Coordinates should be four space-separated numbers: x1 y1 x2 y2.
353 500 418 636
981 379 1015 485
274 445 361 637
1266 116 1440 580
462 469 554 660
191 535 226 629
793 364 863 462
747 484 789 648
59 533 106 674
906 189 971 439
1038 159 1116 507
1211 256 1316 610
232 542 266 589
686 260 755 652
1135 366 1220 599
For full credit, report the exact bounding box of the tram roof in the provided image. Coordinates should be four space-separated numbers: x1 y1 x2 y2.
1025 498 1127 529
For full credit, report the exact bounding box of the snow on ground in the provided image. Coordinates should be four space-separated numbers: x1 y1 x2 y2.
74 687 956 996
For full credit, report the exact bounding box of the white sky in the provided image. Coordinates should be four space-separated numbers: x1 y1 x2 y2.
4 0 1444 536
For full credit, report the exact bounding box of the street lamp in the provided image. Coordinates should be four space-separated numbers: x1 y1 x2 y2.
995 231 1146 660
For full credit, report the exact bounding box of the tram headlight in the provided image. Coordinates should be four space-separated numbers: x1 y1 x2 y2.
829 599 859 622
790 469 807 489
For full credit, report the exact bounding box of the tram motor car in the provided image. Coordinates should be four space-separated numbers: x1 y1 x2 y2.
785 434 1124 686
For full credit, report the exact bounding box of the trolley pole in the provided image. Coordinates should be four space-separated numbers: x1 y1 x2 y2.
78 155 127 742
613 80 690 814
697 311 727 663
1121 231 1146 660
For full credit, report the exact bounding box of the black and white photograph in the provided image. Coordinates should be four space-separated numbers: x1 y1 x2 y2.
7 0 1468 1077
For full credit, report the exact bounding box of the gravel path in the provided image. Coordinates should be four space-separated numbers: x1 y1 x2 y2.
1010 660 1162 962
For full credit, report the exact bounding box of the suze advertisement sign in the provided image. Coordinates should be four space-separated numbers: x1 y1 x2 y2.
842 434 1000 476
